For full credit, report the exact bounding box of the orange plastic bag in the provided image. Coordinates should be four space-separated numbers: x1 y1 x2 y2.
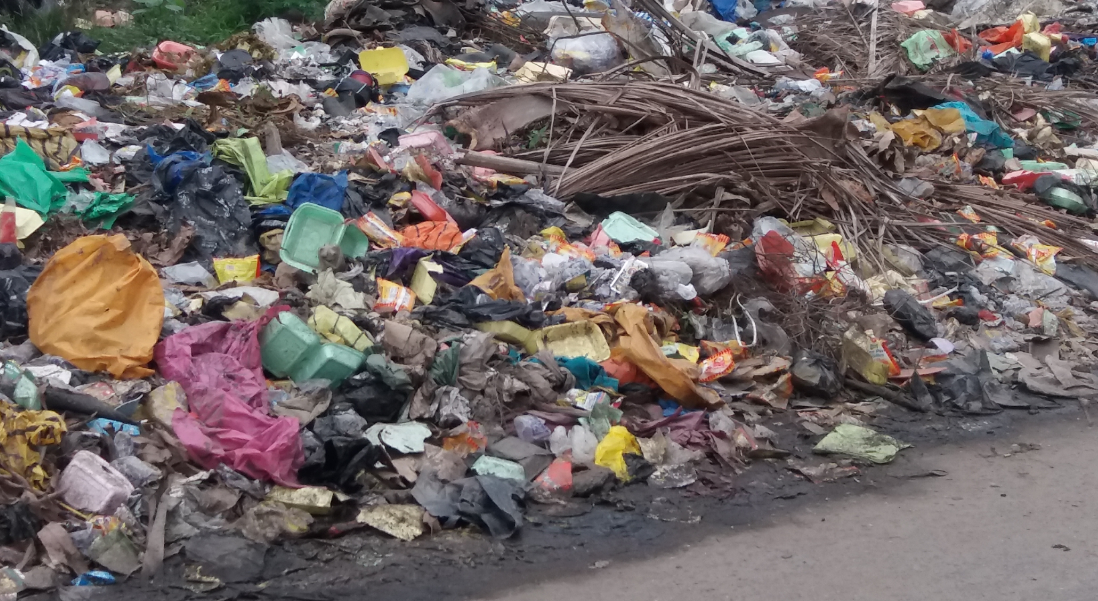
469 246 525 302
28 235 164 378
401 221 463 251
612 303 722 410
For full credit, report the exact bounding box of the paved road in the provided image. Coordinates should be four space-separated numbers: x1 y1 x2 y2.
483 415 1097 601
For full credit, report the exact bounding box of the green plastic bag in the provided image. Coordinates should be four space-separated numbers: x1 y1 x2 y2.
901 30 955 70
211 137 293 204
0 139 69 215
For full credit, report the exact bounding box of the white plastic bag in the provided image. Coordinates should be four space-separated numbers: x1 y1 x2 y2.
254 18 299 50
550 33 623 74
405 65 507 106
267 151 311 174
571 425 598 465
656 246 732 295
80 140 110 165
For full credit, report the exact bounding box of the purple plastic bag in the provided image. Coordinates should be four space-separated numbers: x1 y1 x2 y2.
155 309 304 486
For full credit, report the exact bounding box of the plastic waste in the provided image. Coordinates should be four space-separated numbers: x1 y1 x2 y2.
254 18 299 50
654 246 732 295
0 139 68 216
156 313 304 485
281 204 369 273
901 30 955 70
260 311 364 385
211 137 294 203
57 450 134 514
883 289 938 341
549 33 623 74
813 424 910 464
27 235 164 379
358 47 409 85
80 139 111 165
514 415 551 443
161 261 217 287
790 349 841 398
110 455 162 488
594 425 641 481
286 172 348 212
405 65 507 106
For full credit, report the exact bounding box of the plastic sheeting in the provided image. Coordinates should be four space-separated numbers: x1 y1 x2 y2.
28 235 163 378
933 101 1015 148
211 137 293 203
286 171 348 212
0 138 68 216
155 309 304 486
611 303 722 410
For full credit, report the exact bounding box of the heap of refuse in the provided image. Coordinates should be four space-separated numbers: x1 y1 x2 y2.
2 0 1098 593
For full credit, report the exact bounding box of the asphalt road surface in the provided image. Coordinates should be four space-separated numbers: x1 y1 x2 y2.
482 413 1096 601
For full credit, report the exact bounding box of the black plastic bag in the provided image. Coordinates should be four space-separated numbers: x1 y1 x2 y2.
337 370 409 423
883 289 937 341
431 285 547 329
1055 263 1098 299
298 432 385 492
39 31 100 62
572 191 669 218
457 227 505 270
156 163 257 264
0 265 40 341
790 349 841 398
0 502 41 545
411 472 524 538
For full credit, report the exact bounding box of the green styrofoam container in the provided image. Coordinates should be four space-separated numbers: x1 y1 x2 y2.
260 312 322 378
339 223 371 259
281 204 371 272
290 342 365 385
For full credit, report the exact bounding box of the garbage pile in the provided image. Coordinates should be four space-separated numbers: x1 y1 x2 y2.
2 0 1098 593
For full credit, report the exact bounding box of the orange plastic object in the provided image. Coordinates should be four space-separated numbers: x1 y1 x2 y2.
152 41 197 71
401 221 462 251
408 190 454 223
27 235 164 378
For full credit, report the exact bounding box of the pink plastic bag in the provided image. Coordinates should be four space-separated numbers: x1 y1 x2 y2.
155 307 304 486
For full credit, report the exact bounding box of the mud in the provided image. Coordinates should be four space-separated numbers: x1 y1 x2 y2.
65 402 1082 601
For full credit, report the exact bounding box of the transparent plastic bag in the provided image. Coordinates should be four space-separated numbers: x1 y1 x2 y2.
550 33 623 74
254 18 299 50
405 65 507 106
655 246 732 295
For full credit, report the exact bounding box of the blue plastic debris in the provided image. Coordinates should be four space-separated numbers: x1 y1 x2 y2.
72 571 116 586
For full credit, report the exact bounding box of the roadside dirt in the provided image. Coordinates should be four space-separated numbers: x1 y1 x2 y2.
69 402 1088 601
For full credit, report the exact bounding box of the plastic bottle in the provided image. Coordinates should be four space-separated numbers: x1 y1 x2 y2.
0 198 16 244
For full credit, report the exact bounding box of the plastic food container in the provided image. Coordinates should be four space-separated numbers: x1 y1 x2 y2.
290 341 365 383
260 312 323 377
260 312 364 386
58 450 135 514
280 204 371 272
358 47 410 86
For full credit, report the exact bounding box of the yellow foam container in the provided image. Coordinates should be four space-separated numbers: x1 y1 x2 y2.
358 47 409 86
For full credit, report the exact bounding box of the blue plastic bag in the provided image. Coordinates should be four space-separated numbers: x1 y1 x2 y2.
286 171 348 212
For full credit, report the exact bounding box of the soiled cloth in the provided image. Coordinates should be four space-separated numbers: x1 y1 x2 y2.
612 303 722 410
0 125 78 170
0 402 65 490
155 309 304 485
